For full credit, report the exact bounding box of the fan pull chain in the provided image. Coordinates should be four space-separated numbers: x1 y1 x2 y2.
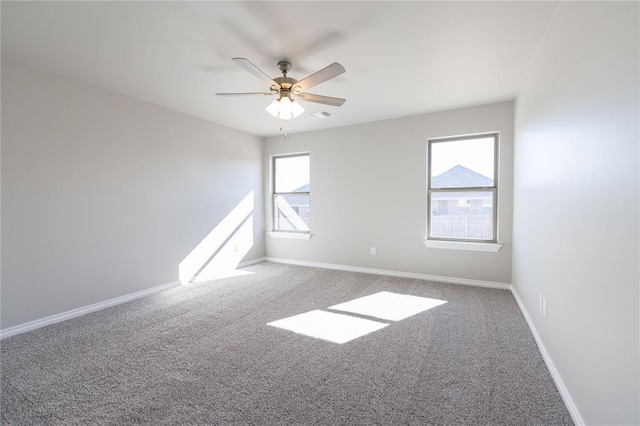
279 121 288 139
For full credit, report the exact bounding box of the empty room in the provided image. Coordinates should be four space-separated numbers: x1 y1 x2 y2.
1 1 638 425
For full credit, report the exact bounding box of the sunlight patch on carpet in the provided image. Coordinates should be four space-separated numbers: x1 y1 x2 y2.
328 291 447 321
267 310 388 344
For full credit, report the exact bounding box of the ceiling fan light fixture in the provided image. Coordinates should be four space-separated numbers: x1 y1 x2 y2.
266 95 305 120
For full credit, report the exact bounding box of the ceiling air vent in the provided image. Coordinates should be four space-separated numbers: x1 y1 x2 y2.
307 111 334 119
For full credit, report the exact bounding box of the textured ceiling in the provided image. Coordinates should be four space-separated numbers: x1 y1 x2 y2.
1 1 558 137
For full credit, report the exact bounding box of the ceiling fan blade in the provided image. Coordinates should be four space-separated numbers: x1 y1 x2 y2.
215 92 275 97
232 58 281 89
293 62 345 92
296 93 346 107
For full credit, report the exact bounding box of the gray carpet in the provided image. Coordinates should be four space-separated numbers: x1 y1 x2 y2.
1 262 573 425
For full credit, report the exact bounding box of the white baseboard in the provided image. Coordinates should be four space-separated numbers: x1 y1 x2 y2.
0 281 181 340
510 286 585 426
264 257 511 290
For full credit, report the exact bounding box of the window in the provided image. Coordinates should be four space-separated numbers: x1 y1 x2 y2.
272 153 310 233
427 133 498 243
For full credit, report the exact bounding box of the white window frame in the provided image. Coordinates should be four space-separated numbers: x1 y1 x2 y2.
271 152 311 237
426 133 500 247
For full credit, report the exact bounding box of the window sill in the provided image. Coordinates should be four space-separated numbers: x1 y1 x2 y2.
268 232 312 240
423 240 502 253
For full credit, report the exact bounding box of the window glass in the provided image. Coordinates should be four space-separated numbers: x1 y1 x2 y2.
428 134 497 243
274 155 310 193
430 191 494 240
273 154 310 232
275 194 310 231
430 137 494 188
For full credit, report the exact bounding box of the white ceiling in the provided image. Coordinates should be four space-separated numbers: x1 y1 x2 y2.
1 1 558 137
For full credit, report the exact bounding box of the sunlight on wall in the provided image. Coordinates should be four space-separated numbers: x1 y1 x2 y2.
267 291 447 344
179 191 254 284
194 216 253 282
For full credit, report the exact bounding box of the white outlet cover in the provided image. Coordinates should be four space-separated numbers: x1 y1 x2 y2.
539 294 543 311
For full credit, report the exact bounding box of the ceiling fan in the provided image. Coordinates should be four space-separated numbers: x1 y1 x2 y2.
216 58 346 120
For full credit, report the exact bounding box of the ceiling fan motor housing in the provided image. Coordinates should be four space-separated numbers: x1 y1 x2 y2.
274 61 305 95
277 61 292 74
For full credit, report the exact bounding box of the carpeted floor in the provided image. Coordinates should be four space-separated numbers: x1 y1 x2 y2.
1 262 573 425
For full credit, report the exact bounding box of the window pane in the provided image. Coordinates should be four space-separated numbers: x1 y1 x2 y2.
430 191 494 240
275 155 310 193
431 137 494 188
275 194 310 231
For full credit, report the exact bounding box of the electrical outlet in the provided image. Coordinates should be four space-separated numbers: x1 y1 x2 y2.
542 299 548 318
370 247 377 256
539 294 543 311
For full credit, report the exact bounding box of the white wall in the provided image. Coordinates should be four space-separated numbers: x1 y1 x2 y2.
264 101 514 284
513 2 639 425
1 59 265 329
